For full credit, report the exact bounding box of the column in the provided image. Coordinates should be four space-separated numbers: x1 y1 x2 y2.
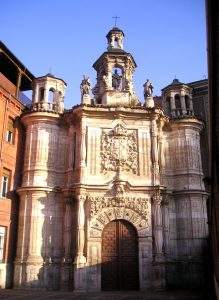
33 85 39 104
14 191 45 288
16 69 22 98
189 94 194 115
152 193 163 259
74 194 87 291
79 122 87 183
44 85 48 102
170 92 176 117
157 119 165 178
61 197 73 290
151 118 160 185
63 199 73 262
162 195 170 256
180 91 187 115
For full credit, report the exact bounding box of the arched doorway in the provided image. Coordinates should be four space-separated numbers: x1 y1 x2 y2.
101 219 139 290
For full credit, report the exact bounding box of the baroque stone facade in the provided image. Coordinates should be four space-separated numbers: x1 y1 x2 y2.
13 27 208 291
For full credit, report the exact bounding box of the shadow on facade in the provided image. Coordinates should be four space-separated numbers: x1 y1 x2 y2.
15 193 213 298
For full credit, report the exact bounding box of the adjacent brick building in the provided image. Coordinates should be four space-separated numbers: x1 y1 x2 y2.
0 41 34 288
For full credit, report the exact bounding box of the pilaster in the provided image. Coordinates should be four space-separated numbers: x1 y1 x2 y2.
152 190 165 290
151 117 160 185
61 197 74 290
74 193 87 291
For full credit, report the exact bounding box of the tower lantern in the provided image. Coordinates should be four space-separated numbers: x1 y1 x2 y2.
106 27 125 50
32 73 67 114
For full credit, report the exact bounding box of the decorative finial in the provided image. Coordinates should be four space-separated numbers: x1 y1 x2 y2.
112 16 120 27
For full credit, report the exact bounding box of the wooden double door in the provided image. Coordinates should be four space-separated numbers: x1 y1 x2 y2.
101 219 139 290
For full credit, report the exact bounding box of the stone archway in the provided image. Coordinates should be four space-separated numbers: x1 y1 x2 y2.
101 219 139 290
86 202 152 291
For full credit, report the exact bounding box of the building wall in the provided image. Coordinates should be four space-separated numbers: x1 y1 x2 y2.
188 80 209 178
12 103 208 291
0 74 25 288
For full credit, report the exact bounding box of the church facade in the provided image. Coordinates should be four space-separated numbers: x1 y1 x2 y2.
13 27 208 291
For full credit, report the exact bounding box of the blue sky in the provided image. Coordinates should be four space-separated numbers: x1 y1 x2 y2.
1 0 207 108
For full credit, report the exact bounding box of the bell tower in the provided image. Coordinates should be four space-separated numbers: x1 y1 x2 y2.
92 27 140 107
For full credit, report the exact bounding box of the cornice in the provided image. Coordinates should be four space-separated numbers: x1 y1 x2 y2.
21 111 60 126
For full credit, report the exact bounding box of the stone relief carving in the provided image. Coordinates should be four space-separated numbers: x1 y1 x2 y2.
88 203 149 238
100 124 138 173
88 194 150 237
88 195 149 218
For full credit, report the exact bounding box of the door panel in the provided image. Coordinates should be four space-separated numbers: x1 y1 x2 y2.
101 219 139 290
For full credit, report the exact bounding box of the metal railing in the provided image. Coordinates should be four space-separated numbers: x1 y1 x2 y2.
19 91 32 108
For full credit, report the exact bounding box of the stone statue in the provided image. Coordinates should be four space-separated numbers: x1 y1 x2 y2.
80 75 91 96
112 69 122 90
143 79 153 99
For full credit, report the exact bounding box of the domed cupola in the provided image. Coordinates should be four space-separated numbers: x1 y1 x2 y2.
162 78 194 118
106 27 125 51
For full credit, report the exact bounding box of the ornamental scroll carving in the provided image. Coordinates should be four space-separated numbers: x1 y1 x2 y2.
100 124 138 173
88 195 149 219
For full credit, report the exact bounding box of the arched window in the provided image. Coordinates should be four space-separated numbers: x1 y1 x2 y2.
49 88 55 103
114 37 119 48
174 94 181 116
166 96 171 115
112 67 123 91
185 95 190 113
39 87 45 102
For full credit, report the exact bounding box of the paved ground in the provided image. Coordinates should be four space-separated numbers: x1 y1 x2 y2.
0 289 208 300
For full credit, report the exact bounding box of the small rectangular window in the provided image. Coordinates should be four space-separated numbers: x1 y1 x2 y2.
0 226 6 262
5 118 14 144
1 168 11 198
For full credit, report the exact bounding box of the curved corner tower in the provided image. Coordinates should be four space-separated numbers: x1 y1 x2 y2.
14 74 67 288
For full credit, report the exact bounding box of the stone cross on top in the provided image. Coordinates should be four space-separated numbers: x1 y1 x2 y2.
112 16 120 27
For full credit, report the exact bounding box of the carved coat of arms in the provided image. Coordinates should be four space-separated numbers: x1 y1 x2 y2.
101 124 138 173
